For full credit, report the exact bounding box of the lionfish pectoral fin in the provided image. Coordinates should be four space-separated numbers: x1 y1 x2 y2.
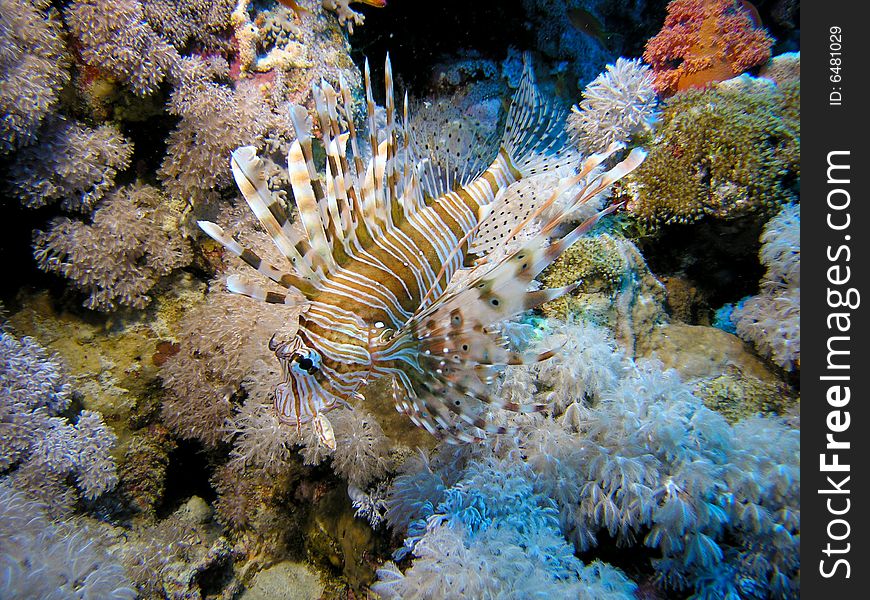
314 412 336 451
469 178 554 258
391 375 493 444
428 152 646 322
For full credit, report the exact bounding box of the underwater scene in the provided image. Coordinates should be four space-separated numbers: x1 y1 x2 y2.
0 0 800 598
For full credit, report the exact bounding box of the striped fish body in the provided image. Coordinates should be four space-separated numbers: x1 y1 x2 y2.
199 56 646 446
277 151 520 427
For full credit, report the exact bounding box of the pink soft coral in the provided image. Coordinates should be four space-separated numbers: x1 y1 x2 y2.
643 0 773 97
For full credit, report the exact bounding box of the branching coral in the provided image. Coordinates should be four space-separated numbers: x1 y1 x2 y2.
624 75 799 225
0 330 119 508
33 184 191 311
156 3 361 206
0 0 69 154
569 58 659 156
8 118 133 212
643 0 774 97
731 204 800 370
65 0 180 96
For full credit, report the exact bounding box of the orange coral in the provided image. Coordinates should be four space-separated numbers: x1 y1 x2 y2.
643 0 773 97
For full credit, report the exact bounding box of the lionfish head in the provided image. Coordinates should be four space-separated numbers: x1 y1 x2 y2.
268 333 355 450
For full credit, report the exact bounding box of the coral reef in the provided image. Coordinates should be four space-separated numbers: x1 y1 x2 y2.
0 330 119 508
623 74 799 225
65 0 181 96
159 57 263 206
640 322 799 421
0 0 69 154
8 118 133 212
119 500 240 599
118 424 177 517
568 57 659 155
379 322 800 599
0 1 801 597
539 234 667 354
33 184 191 311
694 370 798 423
642 322 781 382
330 408 392 490
231 0 311 76
731 204 801 370
0 483 136 599
643 0 774 97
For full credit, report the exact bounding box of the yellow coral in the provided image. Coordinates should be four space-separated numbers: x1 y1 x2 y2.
624 76 800 225
540 234 630 318
694 372 799 423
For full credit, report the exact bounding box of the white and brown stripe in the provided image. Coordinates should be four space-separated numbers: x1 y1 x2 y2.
199 54 646 442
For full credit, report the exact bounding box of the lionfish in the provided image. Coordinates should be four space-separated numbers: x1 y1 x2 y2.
198 56 644 449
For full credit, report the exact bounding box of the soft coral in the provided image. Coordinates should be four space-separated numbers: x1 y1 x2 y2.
643 0 774 97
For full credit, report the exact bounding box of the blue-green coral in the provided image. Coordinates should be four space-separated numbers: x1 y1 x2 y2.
0 483 135 600
732 204 801 370
379 322 799 599
0 330 119 506
376 454 637 599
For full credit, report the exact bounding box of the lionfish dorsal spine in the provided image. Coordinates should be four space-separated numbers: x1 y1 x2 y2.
314 81 356 248
363 59 389 232
286 140 335 274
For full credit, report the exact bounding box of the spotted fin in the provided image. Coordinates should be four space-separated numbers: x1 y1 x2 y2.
408 98 500 201
391 147 646 441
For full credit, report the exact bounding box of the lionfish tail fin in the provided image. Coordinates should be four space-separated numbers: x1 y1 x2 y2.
501 53 572 178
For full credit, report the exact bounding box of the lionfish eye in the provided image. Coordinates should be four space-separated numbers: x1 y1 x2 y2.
291 349 321 375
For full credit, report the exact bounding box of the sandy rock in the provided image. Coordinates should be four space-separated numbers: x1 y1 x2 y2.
241 561 324 600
